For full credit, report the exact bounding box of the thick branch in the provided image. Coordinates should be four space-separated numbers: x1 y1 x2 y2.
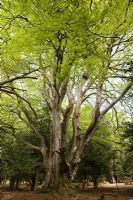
22 140 41 151
101 80 133 116
1 88 38 118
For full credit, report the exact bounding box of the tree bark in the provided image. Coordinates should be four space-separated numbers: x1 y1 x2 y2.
9 176 15 190
51 108 62 181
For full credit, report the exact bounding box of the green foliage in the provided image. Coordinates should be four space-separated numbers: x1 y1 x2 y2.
122 122 133 173
0 133 39 181
2 0 133 75
77 125 113 181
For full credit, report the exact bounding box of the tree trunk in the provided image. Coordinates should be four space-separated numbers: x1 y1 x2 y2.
9 176 15 190
51 108 62 181
43 156 71 188
15 178 20 190
42 108 63 187
31 168 38 191
93 176 98 189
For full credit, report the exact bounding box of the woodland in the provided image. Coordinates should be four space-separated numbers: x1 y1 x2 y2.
0 0 133 200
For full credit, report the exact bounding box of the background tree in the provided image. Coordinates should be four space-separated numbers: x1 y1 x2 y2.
0 133 39 190
122 122 133 174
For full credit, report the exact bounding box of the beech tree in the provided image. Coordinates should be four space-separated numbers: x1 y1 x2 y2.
1 0 133 187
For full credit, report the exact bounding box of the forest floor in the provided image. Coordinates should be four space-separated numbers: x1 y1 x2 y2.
1 184 133 200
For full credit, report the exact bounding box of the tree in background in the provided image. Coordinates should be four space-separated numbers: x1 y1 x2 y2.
122 122 133 174
0 133 39 190
0 106 51 190
76 118 113 189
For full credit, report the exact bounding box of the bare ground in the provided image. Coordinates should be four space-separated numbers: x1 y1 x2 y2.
1 184 133 200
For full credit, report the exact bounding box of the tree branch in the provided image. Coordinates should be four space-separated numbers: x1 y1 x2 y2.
0 69 39 86
101 80 133 116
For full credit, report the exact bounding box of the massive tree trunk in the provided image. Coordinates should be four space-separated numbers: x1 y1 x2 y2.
41 104 64 186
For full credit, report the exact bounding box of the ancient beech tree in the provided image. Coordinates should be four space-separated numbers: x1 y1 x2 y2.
1 0 133 186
